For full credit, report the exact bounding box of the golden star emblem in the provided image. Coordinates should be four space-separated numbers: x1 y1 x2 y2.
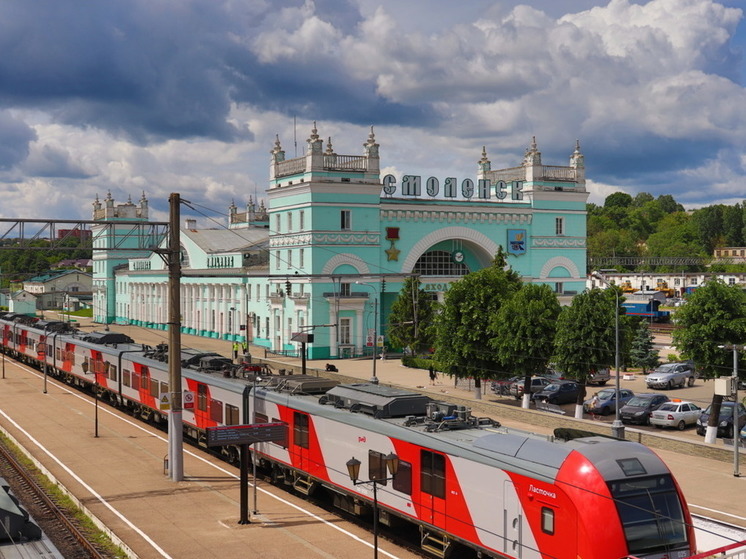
385 246 400 261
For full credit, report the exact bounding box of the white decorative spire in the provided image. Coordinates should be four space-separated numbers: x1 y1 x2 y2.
364 125 379 158
570 139 584 169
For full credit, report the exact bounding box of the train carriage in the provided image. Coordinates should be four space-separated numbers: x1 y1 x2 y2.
0 313 698 558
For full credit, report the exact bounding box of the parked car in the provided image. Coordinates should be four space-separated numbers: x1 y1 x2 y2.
583 388 635 416
651 400 702 430
587 367 611 386
619 394 670 425
696 401 746 438
645 361 697 389
532 381 581 406
510 376 552 400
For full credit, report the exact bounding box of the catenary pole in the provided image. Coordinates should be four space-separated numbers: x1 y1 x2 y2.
168 193 184 481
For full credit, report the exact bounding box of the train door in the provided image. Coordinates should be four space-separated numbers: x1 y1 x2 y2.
419 449 447 528
503 481 523 557
290 411 311 472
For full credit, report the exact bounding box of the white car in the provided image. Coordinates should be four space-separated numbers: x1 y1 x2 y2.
650 400 702 430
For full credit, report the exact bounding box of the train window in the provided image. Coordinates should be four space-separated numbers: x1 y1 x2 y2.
273 418 288 448
293 412 309 449
210 399 223 423
109 364 117 381
225 404 239 426
160 382 168 397
541 507 555 535
368 451 387 485
132 372 140 390
392 460 412 495
420 450 446 499
123 369 131 387
56 348 62 361
255 413 268 424
150 377 159 398
198 384 208 411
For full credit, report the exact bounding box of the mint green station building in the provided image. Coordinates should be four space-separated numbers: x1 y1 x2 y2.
92 124 588 359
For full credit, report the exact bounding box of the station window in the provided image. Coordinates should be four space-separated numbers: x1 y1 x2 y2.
341 210 351 231
541 507 555 535
421 450 446 499
340 282 351 297
300 210 305 230
555 217 564 236
293 412 309 449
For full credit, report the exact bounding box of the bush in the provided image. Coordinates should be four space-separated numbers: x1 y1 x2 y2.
401 355 444 371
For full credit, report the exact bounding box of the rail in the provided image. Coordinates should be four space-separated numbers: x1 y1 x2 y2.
685 541 746 559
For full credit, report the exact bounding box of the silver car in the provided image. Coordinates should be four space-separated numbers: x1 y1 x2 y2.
645 362 697 390
650 401 702 430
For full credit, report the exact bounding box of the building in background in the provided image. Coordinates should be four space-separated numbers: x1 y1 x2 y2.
94 126 588 359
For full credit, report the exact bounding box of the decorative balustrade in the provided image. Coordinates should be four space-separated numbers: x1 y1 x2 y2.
541 165 577 181
275 156 306 177
275 154 369 178
322 154 367 171
488 165 578 183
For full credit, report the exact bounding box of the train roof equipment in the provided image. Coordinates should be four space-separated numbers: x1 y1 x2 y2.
80 331 134 345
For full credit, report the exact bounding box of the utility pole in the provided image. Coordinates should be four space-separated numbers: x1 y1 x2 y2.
168 193 184 481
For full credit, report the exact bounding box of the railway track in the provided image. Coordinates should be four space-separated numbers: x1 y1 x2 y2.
0 437 112 559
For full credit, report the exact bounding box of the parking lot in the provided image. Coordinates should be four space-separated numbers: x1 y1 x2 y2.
489 370 729 442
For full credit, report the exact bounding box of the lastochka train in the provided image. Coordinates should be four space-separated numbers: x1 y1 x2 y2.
0 312 696 559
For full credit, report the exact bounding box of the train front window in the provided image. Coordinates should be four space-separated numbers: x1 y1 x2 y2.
609 475 688 555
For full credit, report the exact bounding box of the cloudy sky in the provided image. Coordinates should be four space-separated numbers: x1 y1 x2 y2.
0 0 744 225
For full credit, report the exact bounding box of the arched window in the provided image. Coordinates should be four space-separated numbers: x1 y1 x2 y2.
413 250 469 277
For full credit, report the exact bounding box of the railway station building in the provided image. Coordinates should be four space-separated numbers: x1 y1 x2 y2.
92 125 589 359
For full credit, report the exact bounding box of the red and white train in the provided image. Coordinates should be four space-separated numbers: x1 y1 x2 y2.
1 313 697 559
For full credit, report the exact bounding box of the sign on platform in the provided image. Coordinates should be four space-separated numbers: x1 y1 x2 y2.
376 335 385 348
206 422 288 447
366 328 375 347
183 391 195 410
159 394 170 411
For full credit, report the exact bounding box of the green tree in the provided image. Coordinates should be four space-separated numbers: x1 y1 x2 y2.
656 194 684 214
490 283 561 407
386 276 435 355
628 320 659 373
604 192 633 209
434 250 522 397
672 280 746 442
553 288 621 409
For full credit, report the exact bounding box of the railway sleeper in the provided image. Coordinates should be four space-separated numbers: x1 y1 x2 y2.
420 526 453 559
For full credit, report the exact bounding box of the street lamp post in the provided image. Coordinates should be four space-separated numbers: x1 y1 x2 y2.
591 272 625 439
355 282 379 385
346 453 399 559
252 374 261 514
